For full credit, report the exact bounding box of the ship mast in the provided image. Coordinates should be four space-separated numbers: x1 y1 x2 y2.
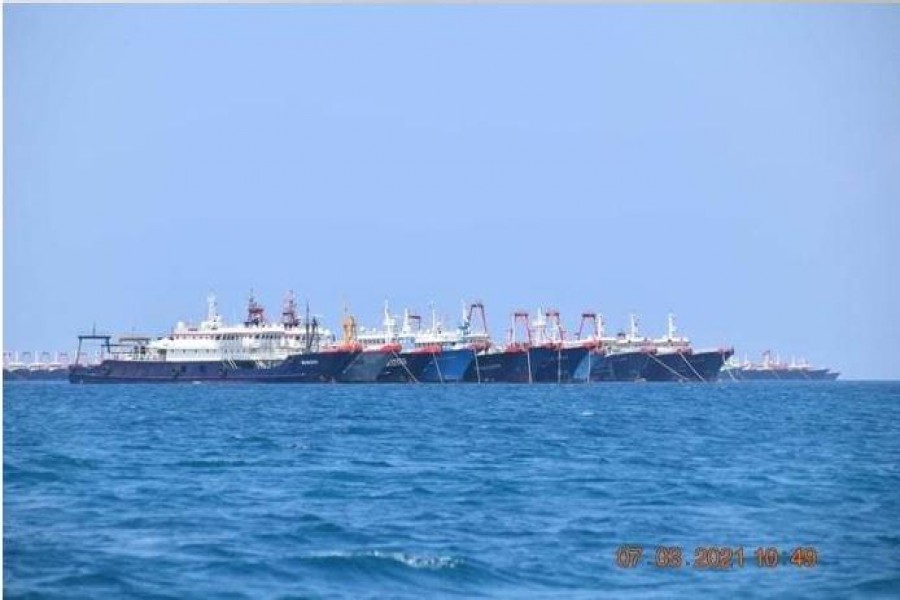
429 301 438 333
509 311 532 347
464 301 490 350
383 300 396 340
282 290 299 329
207 292 218 322
303 299 319 352
629 313 640 341
544 308 565 345
245 290 265 327
577 311 598 340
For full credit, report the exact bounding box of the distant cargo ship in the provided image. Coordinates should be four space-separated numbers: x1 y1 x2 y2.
720 351 839 381
3 352 70 381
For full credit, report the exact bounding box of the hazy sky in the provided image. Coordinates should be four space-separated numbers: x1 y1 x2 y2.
4 5 899 378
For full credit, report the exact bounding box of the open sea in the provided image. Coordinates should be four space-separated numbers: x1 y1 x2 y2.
4 381 900 599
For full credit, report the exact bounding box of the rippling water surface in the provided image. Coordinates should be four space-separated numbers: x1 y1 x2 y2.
5 382 900 598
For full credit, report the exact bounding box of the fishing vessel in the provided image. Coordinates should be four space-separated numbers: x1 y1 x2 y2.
463 311 531 383
462 308 591 383
526 309 595 383
334 308 400 383
68 293 357 384
362 301 491 383
581 314 654 382
345 304 430 383
371 308 433 383
416 302 491 383
640 314 733 382
720 351 839 381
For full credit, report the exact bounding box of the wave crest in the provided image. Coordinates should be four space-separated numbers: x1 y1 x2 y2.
311 550 461 570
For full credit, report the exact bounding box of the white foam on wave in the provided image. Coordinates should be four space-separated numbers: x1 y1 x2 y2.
313 550 461 570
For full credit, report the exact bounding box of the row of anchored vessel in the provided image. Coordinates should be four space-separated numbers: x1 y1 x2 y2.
3 352 71 380
68 292 734 384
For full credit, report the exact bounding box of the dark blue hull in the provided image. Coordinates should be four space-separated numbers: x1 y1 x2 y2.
529 347 589 383
463 350 531 383
68 351 358 384
460 347 588 383
643 350 732 382
587 350 650 382
419 348 476 383
376 351 436 383
572 350 606 382
337 350 394 383
688 350 731 381
642 351 695 382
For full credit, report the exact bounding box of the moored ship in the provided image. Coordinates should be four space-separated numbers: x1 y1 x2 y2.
720 351 839 381
417 302 491 383
640 314 733 382
334 308 400 383
579 314 654 382
527 309 595 383
463 308 592 383
69 293 357 384
464 311 532 383
362 301 492 383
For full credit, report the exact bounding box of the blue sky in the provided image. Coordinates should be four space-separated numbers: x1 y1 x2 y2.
4 5 899 378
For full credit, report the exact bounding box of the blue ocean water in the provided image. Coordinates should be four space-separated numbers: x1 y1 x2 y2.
4 381 900 599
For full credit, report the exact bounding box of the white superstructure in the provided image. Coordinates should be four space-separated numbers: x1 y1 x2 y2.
651 313 691 354
116 292 335 363
355 301 490 352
